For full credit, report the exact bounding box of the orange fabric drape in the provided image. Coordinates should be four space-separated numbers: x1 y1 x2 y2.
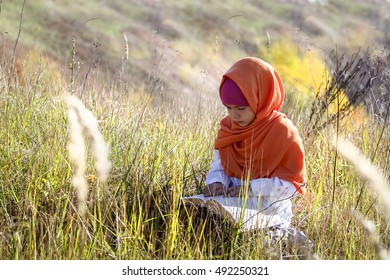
214 57 306 194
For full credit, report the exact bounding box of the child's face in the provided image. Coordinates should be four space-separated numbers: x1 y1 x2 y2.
224 104 256 127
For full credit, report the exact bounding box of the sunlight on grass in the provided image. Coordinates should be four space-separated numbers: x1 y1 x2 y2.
0 38 389 260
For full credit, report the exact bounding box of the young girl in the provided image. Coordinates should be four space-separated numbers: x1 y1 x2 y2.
203 57 307 230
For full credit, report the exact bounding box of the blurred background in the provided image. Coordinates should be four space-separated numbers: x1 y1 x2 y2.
1 0 389 112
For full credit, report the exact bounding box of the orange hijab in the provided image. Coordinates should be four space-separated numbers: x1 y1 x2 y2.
215 57 306 194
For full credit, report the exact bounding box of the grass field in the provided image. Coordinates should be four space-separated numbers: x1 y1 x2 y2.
0 47 389 260
0 0 389 260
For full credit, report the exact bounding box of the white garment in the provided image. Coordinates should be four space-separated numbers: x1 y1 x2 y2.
205 150 299 228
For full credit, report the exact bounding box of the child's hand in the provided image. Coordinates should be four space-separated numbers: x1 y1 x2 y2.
225 186 252 197
203 182 226 197
224 186 242 197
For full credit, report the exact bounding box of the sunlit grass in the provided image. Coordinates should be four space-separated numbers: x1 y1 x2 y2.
0 33 389 260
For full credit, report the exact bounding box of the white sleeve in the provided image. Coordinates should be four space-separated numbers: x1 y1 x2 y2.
250 176 299 200
205 150 231 187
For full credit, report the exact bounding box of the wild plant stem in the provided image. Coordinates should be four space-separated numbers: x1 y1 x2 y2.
9 0 26 87
331 49 341 214
70 37 76 95
354 102 389 216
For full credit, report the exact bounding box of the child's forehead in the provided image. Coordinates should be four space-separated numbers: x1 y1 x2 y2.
223 104 250 108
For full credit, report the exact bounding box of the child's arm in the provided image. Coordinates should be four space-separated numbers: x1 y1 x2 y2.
203 182 226 197
204 150 231 195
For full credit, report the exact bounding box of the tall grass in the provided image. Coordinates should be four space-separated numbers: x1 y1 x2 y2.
1 31 389 259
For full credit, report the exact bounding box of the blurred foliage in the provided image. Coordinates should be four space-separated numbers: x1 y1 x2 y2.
1 0 389 96
259 38 328 105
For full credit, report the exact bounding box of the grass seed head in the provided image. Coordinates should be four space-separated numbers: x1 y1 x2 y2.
65 95 112 217
332 134 390 219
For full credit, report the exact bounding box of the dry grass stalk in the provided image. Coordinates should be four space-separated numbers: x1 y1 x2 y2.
352 210 389 260
332 135 390 218
307 49 372 134
65 95 111 217
123 33 129 61
332 135 390 259
66 101 88 217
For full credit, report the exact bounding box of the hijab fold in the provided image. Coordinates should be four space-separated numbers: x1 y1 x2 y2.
215 57 306 194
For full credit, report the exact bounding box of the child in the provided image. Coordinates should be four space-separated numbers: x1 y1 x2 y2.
203 57 307 230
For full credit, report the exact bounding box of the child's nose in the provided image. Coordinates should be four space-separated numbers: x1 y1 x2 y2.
232 110 240 119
